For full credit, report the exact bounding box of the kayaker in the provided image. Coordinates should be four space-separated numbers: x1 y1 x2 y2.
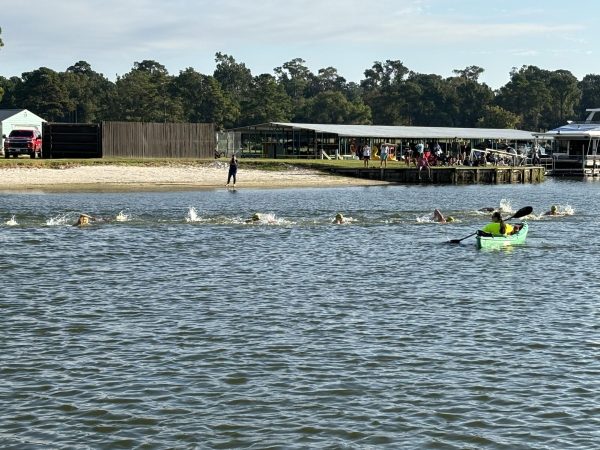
481 211 513 236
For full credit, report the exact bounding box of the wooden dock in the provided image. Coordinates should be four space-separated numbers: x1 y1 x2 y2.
328 166 545 184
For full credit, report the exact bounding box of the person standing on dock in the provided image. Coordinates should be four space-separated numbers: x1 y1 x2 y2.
380 144 388 168
418 152 431 181
363 144 371 167
532 146 541 165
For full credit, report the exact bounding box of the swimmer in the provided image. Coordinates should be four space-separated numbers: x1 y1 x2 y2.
333 213 345 224
73 214 93 227
544 205 559 216
433 209 454 223
245 213 261 224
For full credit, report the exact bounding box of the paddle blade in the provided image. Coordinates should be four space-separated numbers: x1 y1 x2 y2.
511 206 533 219
447 231 477 244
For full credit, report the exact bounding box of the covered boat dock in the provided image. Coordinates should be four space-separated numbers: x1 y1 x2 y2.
220 122 536 160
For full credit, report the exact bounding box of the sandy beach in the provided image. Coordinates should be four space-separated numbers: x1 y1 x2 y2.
0 161 387 192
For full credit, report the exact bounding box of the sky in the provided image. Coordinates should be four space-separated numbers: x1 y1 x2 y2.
0 0 598 89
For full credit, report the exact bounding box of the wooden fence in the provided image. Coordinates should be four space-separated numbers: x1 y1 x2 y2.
102 122 216 158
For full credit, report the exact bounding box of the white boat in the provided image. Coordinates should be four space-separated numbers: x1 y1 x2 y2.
539 108 600 176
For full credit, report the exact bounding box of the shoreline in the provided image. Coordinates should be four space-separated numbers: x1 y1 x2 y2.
0 163 389 193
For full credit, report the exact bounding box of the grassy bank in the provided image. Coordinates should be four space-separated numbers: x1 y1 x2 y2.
0 157 407 171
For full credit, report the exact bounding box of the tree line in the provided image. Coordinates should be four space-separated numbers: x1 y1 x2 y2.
1 50 600 132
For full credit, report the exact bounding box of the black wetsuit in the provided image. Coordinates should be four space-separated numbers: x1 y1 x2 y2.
227 156 238 185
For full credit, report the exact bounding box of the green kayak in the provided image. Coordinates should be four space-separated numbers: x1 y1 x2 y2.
476 222 528 249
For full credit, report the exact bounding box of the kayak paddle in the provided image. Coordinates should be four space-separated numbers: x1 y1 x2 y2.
447 206 533 244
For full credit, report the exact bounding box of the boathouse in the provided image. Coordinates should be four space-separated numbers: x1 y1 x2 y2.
220 123 536 159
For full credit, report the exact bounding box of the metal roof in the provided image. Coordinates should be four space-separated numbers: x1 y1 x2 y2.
0 108 46 123
233 122 535 141
0 109 26 122
539 122 600 139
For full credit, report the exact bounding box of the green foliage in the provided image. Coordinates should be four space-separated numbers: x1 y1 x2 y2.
547 70 580 126
449 67 494 127
213 52 252 126
477 105 521 129
404 73 455 126
579 75 600 117
0 49 598 131
173 68 237 128
14 68 75 121
297 91 371 124
496 65 585 130
361 60 411 125
274 58 312 100
0 27 3 101
239 74 292 126
63 61 115 122
110 60 183 122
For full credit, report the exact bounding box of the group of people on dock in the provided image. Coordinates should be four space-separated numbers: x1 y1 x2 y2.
349 140 537 169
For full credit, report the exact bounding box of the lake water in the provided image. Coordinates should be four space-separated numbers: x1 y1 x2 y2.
1 179 599 449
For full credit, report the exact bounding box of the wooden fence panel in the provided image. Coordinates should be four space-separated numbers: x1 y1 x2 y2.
102 122 215 159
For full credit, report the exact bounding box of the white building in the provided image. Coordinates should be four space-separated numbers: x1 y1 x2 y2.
0 109 46 154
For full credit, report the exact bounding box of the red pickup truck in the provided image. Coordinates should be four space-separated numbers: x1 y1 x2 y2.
3 129 43 158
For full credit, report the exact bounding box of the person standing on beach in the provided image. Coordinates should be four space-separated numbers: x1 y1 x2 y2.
226 154 238 187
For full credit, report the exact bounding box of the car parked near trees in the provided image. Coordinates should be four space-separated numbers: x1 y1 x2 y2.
3 129 43 158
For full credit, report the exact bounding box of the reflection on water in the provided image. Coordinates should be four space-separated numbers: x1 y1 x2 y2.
1 179 598 448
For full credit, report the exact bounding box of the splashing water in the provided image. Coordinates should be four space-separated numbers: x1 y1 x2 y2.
499 199 513 214
534 204 575 219
416 214 436 223
46 213 72 226
5 215 18 226
561 204 575 215
115 210 130 222
185 207 202 223
245 212 291 225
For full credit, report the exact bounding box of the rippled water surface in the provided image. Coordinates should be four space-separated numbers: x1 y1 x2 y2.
1 179 599 449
